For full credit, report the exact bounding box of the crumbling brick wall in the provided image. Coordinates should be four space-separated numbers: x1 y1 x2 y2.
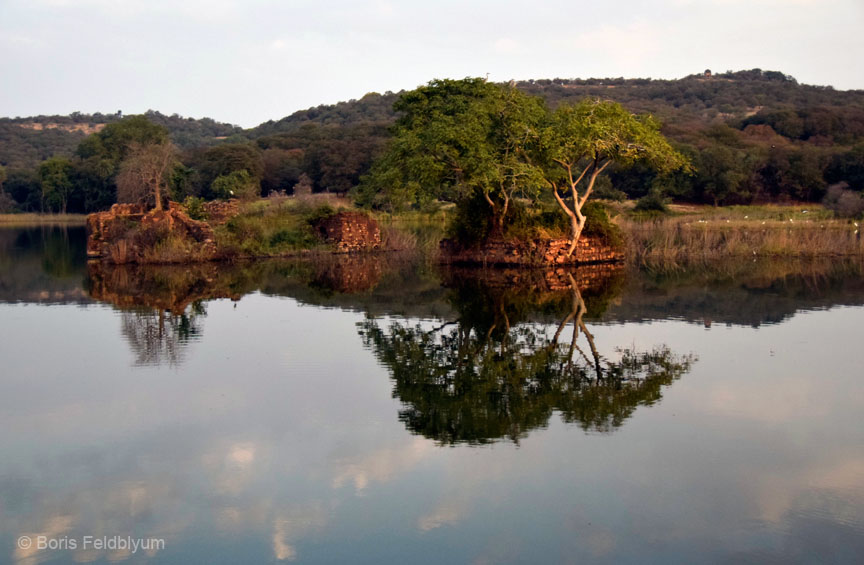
86 203 216 262
313 212 381 252
439 236 624 267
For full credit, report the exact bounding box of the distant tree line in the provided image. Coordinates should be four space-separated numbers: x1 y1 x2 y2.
1 70 864 214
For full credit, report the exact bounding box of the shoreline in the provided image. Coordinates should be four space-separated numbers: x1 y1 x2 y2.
0 213 88 226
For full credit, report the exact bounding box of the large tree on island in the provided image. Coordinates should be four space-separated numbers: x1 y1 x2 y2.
358 80 687 252
539 100 689 256
356 78 546 229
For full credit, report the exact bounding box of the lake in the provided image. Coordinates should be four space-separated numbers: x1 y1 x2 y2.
1 225 863 564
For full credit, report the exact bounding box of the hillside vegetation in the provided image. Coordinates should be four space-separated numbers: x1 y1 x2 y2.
1 69 863 215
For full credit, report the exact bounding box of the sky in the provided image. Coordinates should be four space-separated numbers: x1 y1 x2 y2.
1 0 862 128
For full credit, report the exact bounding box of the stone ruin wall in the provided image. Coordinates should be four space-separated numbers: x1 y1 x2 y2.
440 236 624 267
313 212 382 253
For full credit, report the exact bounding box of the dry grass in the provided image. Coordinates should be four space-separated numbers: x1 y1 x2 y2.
376 210 448 258
289 193 354 209
138 236 215 264
0 213 87 226
620 215 863 269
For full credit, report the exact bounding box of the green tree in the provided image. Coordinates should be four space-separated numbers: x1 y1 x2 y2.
38 157 76 213
538 100 688 255
3 169 41 211
0 166 13 213
74 156 117 212
210 169 259 200
77 115 170 162
357 78 545 224
693 145 750 205
186 143 263 198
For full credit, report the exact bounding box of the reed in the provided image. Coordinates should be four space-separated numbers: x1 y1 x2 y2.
376 211 448 258
620 215 863 269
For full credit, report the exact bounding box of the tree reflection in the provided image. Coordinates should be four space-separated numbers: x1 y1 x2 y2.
359 269 695 444
120 302 206 366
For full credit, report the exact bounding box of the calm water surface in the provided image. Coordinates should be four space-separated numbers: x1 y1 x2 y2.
1 226 863 564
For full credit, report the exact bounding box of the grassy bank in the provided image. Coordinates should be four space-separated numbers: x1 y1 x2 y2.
213 198 338 257
213 196 447 258
0 213 87 226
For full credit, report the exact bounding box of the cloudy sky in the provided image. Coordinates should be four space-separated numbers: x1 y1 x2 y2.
1 0 862 127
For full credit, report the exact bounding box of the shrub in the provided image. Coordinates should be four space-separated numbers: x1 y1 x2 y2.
446 191 496 246
582 201 624 248
633 191 671 214
211 170 260 201
823 183 864 218
132 223 171 249
182 196 208 221
303 204 337 225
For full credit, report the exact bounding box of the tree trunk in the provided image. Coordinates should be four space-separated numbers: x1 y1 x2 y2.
566 212 586 258
154 174 163 212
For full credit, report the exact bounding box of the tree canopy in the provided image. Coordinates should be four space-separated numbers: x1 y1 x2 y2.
359 78 687 248
539 100 688 253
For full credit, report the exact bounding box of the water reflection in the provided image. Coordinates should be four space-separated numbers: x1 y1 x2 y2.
84 257 400 367
1 227 863 563
0 226 89 304
605 258 864 327
361 268 695 443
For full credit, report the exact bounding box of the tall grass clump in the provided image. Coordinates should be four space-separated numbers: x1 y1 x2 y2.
621 215 863 269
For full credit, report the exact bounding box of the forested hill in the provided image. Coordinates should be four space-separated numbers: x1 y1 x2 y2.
242 69 864 206
247 69 864 137
2 69 864 214
0 110 243 169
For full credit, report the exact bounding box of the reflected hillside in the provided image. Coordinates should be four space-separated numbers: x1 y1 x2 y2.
359 267 695 444
0 226 90 304
85 255 447 315
604 258 864 327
